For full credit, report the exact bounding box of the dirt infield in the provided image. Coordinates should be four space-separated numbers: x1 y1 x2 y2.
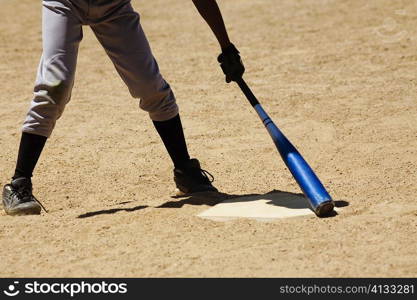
0 0 416 277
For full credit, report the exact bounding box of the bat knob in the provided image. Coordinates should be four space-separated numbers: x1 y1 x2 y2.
314 200 335 217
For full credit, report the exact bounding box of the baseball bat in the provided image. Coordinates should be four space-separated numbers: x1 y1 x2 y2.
236 78 334 217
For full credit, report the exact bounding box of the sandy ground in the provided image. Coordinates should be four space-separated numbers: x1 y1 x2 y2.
0 0 416 277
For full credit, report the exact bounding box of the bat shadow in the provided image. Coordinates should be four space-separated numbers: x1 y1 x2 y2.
257 190 348 218
159 189 349 218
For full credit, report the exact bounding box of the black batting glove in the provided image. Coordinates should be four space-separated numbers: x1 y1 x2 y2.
217 43 245 83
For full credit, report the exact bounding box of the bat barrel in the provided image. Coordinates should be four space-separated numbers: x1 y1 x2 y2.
253 103 334 216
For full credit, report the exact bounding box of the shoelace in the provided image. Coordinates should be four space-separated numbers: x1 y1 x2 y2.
32 195 48 213
198 168 215 183
11 189 48 213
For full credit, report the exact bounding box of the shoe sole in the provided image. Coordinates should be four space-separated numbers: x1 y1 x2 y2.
5 207 41 216
175 187 218 197
3 203 42 216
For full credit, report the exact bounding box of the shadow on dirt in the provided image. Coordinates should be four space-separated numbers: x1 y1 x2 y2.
77 205 148 219
156 191 250 208
158 189 349 218
77 190 349 219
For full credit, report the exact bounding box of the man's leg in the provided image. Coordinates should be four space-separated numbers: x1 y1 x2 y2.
90 2 217 193
23 1 83 138
2 1 83 215
152 115 190 169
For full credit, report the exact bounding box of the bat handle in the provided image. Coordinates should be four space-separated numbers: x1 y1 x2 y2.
236 78 260 107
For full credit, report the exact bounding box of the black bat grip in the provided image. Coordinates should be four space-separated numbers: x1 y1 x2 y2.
236 78 260 107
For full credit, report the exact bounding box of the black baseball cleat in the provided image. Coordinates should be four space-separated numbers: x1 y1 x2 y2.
2 177 46 216
174 159 218 196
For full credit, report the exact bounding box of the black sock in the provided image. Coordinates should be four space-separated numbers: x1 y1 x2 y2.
13 132 47 180
153 114 190 169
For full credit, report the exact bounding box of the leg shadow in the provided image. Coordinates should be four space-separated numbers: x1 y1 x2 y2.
157 191 247 208
77 205 148 219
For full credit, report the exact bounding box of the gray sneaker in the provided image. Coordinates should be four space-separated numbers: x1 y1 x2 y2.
2 177 46 216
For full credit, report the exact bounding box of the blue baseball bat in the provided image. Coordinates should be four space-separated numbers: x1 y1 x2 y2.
236 78 334 217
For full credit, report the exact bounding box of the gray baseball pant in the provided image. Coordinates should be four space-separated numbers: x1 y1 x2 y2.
23 0 179 138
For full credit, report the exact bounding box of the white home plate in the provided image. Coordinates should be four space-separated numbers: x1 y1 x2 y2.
198 191 328 221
